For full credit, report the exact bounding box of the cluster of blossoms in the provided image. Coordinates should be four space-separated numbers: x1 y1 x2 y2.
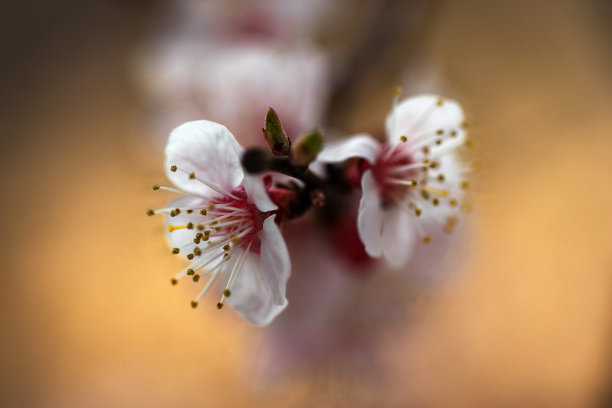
148 94 472 326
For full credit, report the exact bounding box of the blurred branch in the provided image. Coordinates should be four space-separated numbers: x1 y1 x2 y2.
321 0 441 132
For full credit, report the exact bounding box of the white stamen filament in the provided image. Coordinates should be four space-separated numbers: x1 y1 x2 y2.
194 257 232 302
208 204 248 212
405 130 442 148
220 240 254 303
152 184 183 193
190 250 229 272
386 162 427 175
385 177 418 186
174 166 240 201
173 266 195 281
408 136 445 153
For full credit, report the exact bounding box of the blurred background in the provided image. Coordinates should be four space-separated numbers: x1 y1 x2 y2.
1 0 612 406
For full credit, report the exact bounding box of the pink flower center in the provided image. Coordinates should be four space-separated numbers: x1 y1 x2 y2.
204 186 263 254
371 142 419 206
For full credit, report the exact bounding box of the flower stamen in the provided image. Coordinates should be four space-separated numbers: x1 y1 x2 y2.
171 165 241 201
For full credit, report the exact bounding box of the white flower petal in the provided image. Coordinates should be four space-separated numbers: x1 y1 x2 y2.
243 174 277 212
259 215 291 305
164 195 207 257
316 134 381 164
165 120 244 196
385 95 466 146
381 207 415 267
227 253 289 326
357 169 384 257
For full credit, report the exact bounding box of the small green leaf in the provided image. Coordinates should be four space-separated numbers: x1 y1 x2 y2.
291 129 323 167
263 108 291 155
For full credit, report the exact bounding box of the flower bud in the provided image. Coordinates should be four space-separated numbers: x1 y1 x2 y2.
263 108 291 156
290 129 323 167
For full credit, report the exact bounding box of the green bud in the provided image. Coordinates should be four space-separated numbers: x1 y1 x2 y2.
290 129 323 167
263 108 291 155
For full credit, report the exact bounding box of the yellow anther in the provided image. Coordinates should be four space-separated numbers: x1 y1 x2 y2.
393 86 402 96
186 268 195 275
465 139 474 148
435 139 442 145
400 135 408 143
421 187 449 197
436 98 444 106
414 208 422 217
444 215 458 232
436 129 444 135
422 235 431 243
200 209 207 215
432 198 439 206
450 130 458 137
437 174 445 182
187 222 194 229
461 181 469 190
231 236 240 245
193 247 202 256
422 146 430 155
223 243 231 251
449 198 458 207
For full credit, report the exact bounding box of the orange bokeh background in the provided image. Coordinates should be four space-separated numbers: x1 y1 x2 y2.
1 1 611 406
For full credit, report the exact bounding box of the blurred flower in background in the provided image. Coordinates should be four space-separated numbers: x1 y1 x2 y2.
136 0 335 150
